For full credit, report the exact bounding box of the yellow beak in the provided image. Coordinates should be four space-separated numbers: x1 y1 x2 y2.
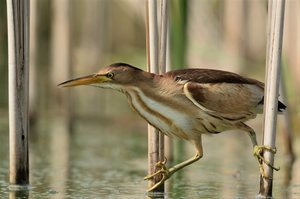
58 74 110 87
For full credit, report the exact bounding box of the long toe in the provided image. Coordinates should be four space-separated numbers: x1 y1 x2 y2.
145 164 176 192
258 145 277 154
144 168 168 180
253 145 280 176
144 159 169 180
147 175 168 192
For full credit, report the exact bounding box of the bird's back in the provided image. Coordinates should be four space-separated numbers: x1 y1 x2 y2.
163 68 264 87
125 67 286 139
162 68 286 118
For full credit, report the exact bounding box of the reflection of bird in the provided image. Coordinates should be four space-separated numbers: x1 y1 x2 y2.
59 63 286 191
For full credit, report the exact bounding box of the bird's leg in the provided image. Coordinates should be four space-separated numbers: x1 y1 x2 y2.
143 157 168 180
240 123 280 178
253 145 280 178
145 153 202 192
168 152 202 175
145 137 203 192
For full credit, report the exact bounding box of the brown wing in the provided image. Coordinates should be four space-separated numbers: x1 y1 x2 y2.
164 68 264 87
184 82 264 115
164 68 265 120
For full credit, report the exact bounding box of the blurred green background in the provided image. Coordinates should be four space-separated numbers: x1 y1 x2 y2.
1 0 299 129
1 0 299 127
1 0 300 198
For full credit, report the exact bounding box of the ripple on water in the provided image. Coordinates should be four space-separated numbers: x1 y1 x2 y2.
0 121 300 198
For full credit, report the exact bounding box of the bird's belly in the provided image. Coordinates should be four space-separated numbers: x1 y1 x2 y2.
126 89 193 140
194 116 227 134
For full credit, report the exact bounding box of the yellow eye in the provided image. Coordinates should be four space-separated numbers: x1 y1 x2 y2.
106 72 114 78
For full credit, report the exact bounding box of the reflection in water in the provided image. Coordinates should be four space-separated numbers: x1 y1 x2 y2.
282 154 295 199
282 148 295 199
49 119 70 199
166 139 186 198
9 190 29 199
168 140 186 198
0 119 299 198
169 170 186 198
146 191 166 199
220 132 238 198
8 185 31 199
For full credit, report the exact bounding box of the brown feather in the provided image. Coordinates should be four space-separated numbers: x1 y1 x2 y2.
163 68 265 121
186 82 263 115
164 68 264 88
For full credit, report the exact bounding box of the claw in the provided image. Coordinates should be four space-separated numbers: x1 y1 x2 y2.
253 145 280 178
147 174 168 192
155 157 167 167
143 168 168 180
144 158 171 192
144 153 202 192
144 158 168 180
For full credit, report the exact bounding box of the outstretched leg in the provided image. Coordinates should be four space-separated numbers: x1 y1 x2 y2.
238 122 279 178
144 136 203 192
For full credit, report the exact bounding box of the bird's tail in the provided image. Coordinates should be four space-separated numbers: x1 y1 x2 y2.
278 100 287 113
258 97 287 113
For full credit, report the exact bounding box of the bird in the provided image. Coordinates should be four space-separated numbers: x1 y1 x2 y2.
58 62 286 191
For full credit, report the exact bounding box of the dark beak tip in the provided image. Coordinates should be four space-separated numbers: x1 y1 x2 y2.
57 82 66 87
57 81 72 87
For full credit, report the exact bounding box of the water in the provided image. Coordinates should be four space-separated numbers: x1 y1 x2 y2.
0 118 299 198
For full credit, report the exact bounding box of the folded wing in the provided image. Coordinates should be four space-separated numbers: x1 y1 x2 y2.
165 68 266 121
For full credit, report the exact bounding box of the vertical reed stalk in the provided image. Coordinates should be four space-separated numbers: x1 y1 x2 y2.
169 0 187 174
7 0 30 188
51 0 73 132
146 0 168 193
159 0 168 74
170 0 187 69
280 74 295 162
146 0 162 192
259 0 285 197
29 0 37 127
158 0 168 190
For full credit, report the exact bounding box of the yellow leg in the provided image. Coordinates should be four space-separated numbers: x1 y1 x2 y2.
239 122 280 178
145 137 203 192
144 158 168 180
253 145 280 179
144 153 202 192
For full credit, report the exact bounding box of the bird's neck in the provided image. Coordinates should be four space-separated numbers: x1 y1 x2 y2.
122 73 184 114
121 75 192 139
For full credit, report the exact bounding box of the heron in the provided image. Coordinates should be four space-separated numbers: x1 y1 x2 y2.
59 62 285 191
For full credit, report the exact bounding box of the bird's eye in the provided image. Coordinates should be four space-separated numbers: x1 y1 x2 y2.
106 72 114 78
175 76 181 81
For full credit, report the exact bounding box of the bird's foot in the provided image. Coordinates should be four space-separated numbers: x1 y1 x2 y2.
253 145 280 179
143 159 168 180
144 158 173 192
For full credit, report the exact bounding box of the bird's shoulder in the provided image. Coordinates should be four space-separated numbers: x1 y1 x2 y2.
163 68 265 118
163 68 264 88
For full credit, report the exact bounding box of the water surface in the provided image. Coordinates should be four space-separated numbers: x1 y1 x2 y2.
0 118 299 198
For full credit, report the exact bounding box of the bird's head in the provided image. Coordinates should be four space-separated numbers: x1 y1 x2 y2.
58 63 145 90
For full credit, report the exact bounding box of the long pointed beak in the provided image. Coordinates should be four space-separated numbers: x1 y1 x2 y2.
58 74 110 87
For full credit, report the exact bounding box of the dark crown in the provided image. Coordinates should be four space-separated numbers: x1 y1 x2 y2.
109 62 142 71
